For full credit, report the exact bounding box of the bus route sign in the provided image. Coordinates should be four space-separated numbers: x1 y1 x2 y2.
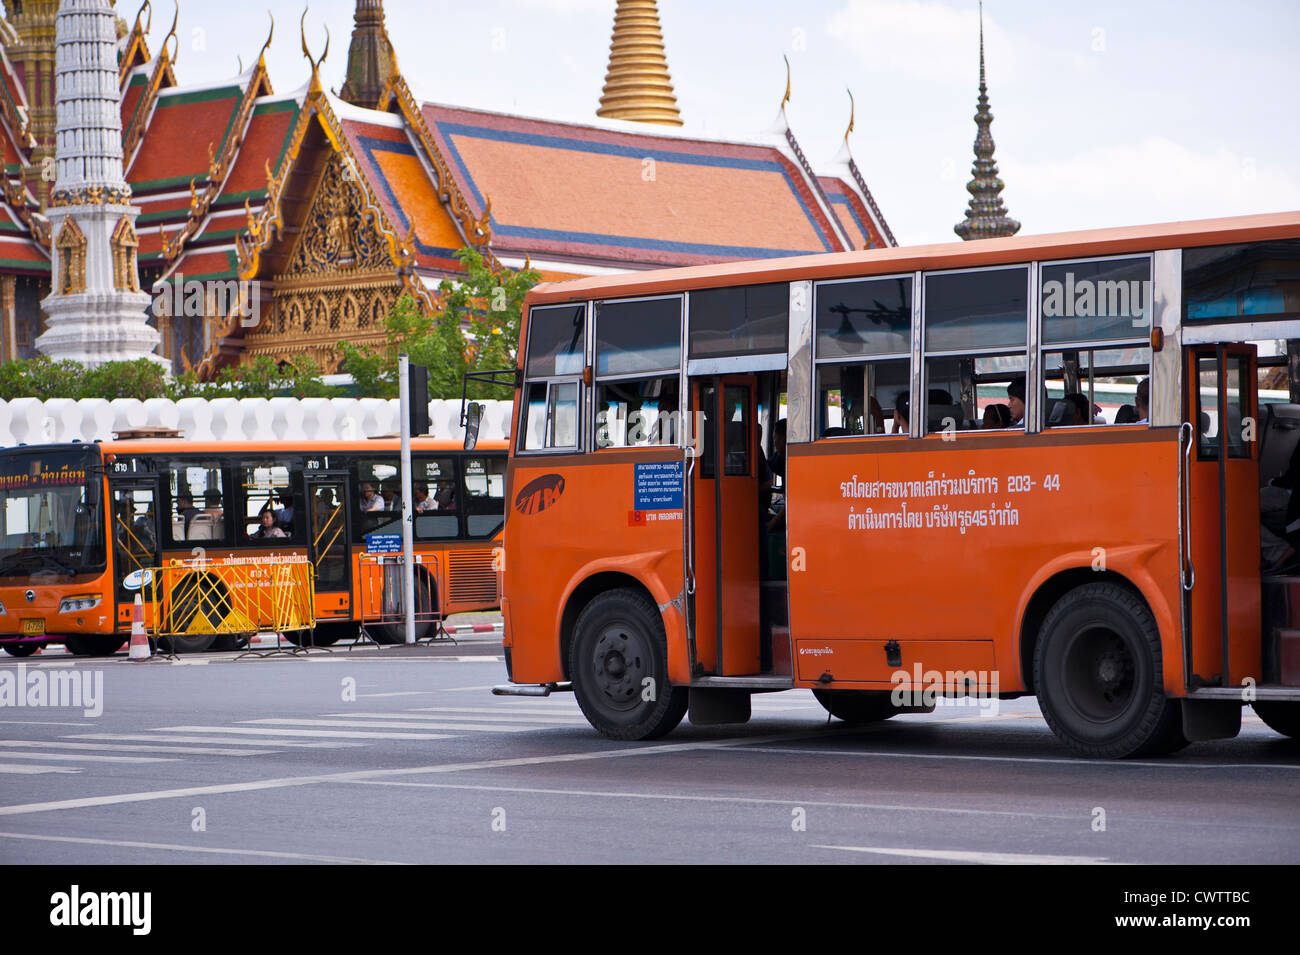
634 461 683 511
364 533 402 554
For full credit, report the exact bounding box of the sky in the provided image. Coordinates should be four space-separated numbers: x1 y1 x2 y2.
142 0 1300 247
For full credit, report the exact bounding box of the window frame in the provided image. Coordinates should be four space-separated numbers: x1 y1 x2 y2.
518 302 589 455
590 293 684 452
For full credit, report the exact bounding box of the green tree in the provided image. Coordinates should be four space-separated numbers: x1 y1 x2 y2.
339 246 538 399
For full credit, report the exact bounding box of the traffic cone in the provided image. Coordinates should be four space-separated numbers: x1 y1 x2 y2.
129 594 151 660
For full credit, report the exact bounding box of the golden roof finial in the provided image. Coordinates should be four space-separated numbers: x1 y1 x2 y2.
300 8 330 94
257 12 274 71
163 1 179 65
781 55 791 116
596 0 682 126
133 0 152 36
843 88 855 147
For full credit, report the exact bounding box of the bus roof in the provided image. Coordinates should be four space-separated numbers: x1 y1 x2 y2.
526 209 1300 305
78 438 508 456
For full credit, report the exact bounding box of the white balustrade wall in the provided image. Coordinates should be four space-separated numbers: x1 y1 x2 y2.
0 397 513 447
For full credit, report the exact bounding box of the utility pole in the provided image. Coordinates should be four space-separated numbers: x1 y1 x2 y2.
398 354 416 645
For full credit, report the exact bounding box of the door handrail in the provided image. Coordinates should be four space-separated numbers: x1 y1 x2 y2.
1178 420 1195 592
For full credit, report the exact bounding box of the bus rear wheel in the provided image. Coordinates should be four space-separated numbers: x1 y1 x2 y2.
372 573 436 644
1034 582 1186 759
1253 701 1300 739
812 689 899 724
569 588 687 741
64 635 126 656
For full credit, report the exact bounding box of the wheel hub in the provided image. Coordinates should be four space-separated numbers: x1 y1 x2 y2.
592 627 646 710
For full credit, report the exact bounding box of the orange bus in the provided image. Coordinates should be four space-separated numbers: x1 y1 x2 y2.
0 437 505 654
495 210 1300 757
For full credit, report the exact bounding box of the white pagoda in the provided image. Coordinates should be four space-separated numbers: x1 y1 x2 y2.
36 0 159 366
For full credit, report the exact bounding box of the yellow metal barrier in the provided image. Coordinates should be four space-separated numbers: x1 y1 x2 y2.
143 556 316 640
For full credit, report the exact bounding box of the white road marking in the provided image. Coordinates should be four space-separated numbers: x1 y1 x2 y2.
240 718 533 733
0 763 79 774
319 711 585 724
66 733 362 749
0 728 844 816
334 779 1079 822
0 720 98 726
0 830 406 864
412 704 583 715
813 845 1114 865
359 692 437 698
0 739 275 756
741 746 1300 771
158 725 456 740
0 751 174 764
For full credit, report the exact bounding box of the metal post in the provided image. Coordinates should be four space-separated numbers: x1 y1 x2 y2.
398 354 416 645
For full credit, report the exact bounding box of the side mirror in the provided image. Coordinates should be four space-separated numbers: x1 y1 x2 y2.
464 402 483 451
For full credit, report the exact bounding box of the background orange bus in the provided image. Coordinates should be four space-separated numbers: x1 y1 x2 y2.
496 210 1300 757
0 437 505 654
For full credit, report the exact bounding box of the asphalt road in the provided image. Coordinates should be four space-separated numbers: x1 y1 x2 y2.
0 641 1297 865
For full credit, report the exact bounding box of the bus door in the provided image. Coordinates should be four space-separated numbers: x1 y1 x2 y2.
1184 343 1260 689
689 376 761 676
305 474 352 620
108 477 160 627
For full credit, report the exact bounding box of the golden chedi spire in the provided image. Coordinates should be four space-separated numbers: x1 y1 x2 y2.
596 0 682 126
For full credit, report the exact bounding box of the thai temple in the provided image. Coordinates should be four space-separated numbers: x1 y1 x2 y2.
0 0 897 375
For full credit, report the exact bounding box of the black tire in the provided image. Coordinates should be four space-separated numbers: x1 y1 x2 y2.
64 634 126 657
812 688 900 723
373 572 436 644
209 633 251 651
569 588 688 741
1253 701 1300 739
279 623 350 648
159 572 228 653
3 641 43 657
1034 582 1187 758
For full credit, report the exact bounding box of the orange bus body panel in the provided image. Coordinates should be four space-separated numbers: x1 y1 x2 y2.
785 429 1194 695
505 449 689 686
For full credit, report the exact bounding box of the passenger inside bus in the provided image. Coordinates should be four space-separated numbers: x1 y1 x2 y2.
982 403 1012 429
1135 378 1149 424
202 490 223 522
360 483 383 511
250 509 286 540
1007 377 1026 425
379 482 400 512
271 490 294 531
1115 404 1138 424
413 483 433 512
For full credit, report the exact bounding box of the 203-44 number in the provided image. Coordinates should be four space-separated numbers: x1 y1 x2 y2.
1008 473 1060 492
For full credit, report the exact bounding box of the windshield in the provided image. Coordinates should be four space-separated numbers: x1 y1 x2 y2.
0 448 105 576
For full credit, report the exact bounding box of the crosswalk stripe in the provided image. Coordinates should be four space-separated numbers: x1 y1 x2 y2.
411 705 584 716
241 718 541 733
0 739 275 757
66 733 362 749
158 725 457 741
0 751 174 764
320 711 586 724
0 763 79 774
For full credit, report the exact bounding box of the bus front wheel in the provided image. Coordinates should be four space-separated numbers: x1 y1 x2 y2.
569 588 687 741
1034 582 1187 759
3 641 43 657
1253 701 1300 739
64 635 126 656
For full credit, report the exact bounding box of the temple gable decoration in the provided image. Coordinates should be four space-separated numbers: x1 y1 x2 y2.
55 219 87 296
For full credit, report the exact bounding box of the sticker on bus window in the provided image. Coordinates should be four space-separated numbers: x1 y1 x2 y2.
634 462 683 511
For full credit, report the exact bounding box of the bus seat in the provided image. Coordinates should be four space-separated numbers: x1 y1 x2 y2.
188 516 216 540
1046 399 1070 427
1260 403 1300 486
172 518 186 539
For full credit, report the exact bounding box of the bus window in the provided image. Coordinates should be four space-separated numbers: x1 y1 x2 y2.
520 304 585 452
923 266 1029 433
1041 256 1152 427
463 455 506 538
240 461 299 542
413 457 458 540
167 462 227 543
814 275 912 437
593 297 682 449
688 283 788 359
1196 354 1251 459
1044 346 1150 427
595 377 681 448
